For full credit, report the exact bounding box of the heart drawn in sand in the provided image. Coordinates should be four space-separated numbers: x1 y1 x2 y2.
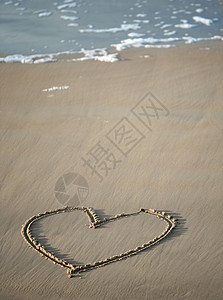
21 207 177 278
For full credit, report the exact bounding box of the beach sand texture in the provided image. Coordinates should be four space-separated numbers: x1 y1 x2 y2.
21 207 177 279
0 42 223 299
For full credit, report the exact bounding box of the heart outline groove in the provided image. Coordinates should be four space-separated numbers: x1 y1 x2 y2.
21 207 177 278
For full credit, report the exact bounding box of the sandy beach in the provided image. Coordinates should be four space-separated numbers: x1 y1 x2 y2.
0 42 223 299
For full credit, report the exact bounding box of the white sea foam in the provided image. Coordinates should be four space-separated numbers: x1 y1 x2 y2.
61 15 78 21
128 32 145 37
0 54 54 64
79 23 140 33
38 12 52 17
140 55 150 58
111 35 223 51
35 58 57 63
0 51 76 64
57 2 77 10
0 54 32 63
4 35 217 65
33 9 48 14
72 48 119 62
60 9 77 14
42 86 70 92
33 10 52 17
193 16 213 26
67 23 79 27
145 44 174 48
182 35 223 44
172 9 191 14
133 19 150 24
164 30 176 36
175 23 197 29
111 37 180 51
136 13 147 18
160 24 172 29
195 8 204 13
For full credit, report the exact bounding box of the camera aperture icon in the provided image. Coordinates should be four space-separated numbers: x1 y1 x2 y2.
54 173 89 206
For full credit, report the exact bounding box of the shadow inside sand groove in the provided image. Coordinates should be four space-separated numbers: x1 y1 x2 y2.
26 208 185 277
135 210 187 255
31 221 82 266
160 210 187 240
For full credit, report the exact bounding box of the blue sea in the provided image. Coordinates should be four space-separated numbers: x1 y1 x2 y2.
0 0 222 63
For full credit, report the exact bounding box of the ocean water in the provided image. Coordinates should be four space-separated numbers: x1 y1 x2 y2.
0 0 222 63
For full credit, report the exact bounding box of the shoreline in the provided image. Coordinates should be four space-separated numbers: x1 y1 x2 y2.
0 38 222 64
